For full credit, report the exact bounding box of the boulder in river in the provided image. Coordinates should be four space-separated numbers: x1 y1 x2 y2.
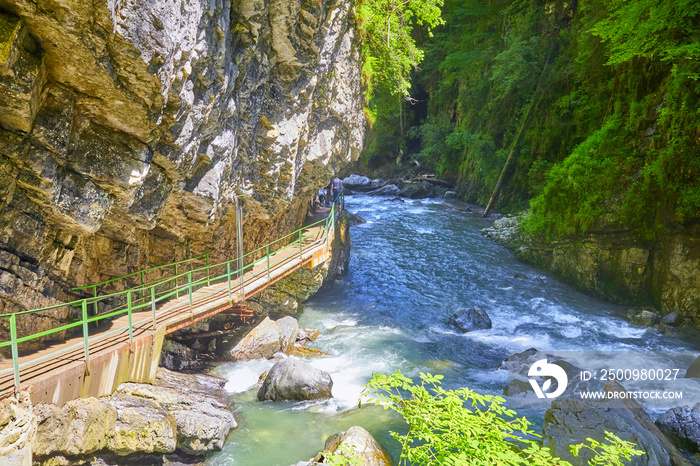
343 174 371 188
448 307 492 332
543 382 689 466
306 426 392 465
655 404 700 454
278 316 299 354
258 358 333 402
229 317 281 360
398 180 448 199
367 184 400 196
627 308 661 327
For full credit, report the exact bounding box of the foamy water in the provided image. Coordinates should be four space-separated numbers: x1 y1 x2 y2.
206 194 700 465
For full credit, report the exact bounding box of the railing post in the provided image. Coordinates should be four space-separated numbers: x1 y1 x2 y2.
81 300 90 374
127 291 133 348
9 314 20 393
151 286 157 329
175 263 179 299
299 230 303 259
226 262 232 305
266 245 270 281
187 271 193 311
92 285 98 316
140 271 144 286
206 253 211 286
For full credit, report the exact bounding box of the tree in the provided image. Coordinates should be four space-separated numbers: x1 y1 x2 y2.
358 0 444 98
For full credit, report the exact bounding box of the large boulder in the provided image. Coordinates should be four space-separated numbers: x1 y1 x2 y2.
448 307 492 332
116 373 235 455
655 404 700 454
343 174 371 188
543 383 689 466
627 308 661 327
316 426 392 465
258 358 333 402
278 316 300 354
229 317 281 361
398 180 448 199
367 184 400 196
33 398 116 457
107 395 177 456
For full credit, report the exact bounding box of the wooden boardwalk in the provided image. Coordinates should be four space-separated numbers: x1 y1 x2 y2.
0 208 336 403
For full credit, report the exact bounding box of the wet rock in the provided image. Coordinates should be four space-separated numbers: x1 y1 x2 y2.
229 317 281 361
258 358 333 401
311 426 391 465
278 316 300 354
543 382 689 466
686 357 700 379
348 212 367 226
297 328 320 342
655 404 700 453
367 184 400 196
385 196 404 202
448 307 492 332
107 395 177 455
290 344 331 359
628 309 661 327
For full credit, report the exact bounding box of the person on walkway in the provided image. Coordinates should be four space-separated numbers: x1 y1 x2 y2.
324 181 332 207
330 176 342 205
317 187 326 208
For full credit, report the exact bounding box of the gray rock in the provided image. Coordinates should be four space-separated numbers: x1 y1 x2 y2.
655 404 700 453
544 398 672 465
107 395 177 455
229 317 281 361
116 376 236 455
342 174 371 188
33 398 116 456
398 180 448 199
312 426 391 465
448 307 492 332
660 312 679 326
367 184 400 196
277 316 300 354
628 309 661 326
258 358 333 401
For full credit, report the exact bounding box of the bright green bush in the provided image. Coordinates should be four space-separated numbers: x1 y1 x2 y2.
360 371 643 466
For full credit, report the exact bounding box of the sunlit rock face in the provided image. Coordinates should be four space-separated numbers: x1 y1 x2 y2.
0 0 364 334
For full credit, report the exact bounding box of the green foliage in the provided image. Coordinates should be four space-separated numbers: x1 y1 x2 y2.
361 0 700 239
357 0 444 98
362 371 643 466
325 445 362 466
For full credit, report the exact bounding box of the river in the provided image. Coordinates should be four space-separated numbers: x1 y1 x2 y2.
206 194 700 465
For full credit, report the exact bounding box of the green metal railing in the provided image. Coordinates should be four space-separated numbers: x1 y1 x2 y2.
0 190 344 394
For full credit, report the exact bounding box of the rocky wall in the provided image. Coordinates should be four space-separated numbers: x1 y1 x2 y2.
0 0 365 338
483 217 700 327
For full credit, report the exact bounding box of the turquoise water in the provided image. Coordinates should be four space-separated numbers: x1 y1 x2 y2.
207 195 700 465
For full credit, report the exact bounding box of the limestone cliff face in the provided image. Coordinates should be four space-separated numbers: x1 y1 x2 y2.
0 0 364 331
483 217 700 327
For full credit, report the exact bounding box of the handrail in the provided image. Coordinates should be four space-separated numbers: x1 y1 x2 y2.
0 188 344 393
